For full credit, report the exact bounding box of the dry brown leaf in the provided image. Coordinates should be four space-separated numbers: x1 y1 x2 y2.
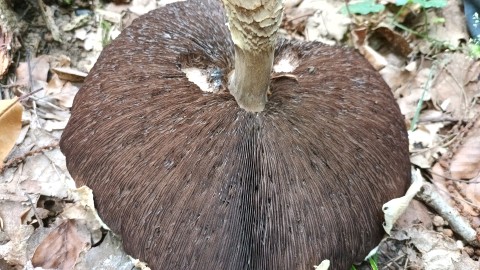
426 0 468 49
0 198 36 266
408 123 445 169
450 118 480 180
351 27 367 48
282 5 309 37
46 73 65 94
31 219 91 270
431 53 480 120
361 45 387 70
395 199 433 230
62 186 109 239
0 98 23 162
45 74 80 108
439 117 480 224
300 0 350 44
432 163 480 226
55 82 79 108
51 67 88 82
0 224 34 265
373 26 412 57
399 225 479 269
380 64 412 91
15 55 50 87
351 28 388 70
75 231 138 269
51 55 72 69
396 67 432 118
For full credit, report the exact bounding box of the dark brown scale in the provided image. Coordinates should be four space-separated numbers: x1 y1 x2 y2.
60 0 410 269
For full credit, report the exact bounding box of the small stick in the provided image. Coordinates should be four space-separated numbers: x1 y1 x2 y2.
26 50 34 92
25 193 44 227
0 87 43 118
416 181 480 247
0 142 59 173
36 0 62 42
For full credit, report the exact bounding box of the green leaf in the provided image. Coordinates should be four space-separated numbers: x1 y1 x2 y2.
431 17 446 24
468 41 480 59
412 0 447 8
395 0 447 8
342 0 385 15
368 256 379 270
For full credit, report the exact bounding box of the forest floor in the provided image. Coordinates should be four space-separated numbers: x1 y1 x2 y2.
1 0 480 269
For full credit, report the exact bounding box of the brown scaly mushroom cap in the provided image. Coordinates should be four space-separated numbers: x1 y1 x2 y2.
60 0 410 269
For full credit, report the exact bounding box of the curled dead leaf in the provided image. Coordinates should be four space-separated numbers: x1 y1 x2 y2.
373 26 412 57
31 219 91 270
361 45 387 70
351 28 387 70
51 67 88 83
0 98 23 162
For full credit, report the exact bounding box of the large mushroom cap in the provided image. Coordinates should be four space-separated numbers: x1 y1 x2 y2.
60 0 410 269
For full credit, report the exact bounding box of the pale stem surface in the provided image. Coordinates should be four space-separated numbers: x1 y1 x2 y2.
222 0 283 112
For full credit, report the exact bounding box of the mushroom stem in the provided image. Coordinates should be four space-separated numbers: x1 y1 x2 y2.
222 0 283 112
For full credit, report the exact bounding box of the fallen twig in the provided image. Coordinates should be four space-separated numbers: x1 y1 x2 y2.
36 0 62 42
0 142 59 174
25 193 44 227
416 181 480 247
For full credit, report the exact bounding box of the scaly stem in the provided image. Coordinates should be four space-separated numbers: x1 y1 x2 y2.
222 0 283 112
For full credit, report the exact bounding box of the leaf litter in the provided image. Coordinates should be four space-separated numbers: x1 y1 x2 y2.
0 99 23 163
1 0 480 269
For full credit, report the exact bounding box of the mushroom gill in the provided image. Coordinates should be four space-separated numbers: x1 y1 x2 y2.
60 0 410 269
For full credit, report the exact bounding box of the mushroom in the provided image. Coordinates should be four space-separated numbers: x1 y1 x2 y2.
60 0 410 269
